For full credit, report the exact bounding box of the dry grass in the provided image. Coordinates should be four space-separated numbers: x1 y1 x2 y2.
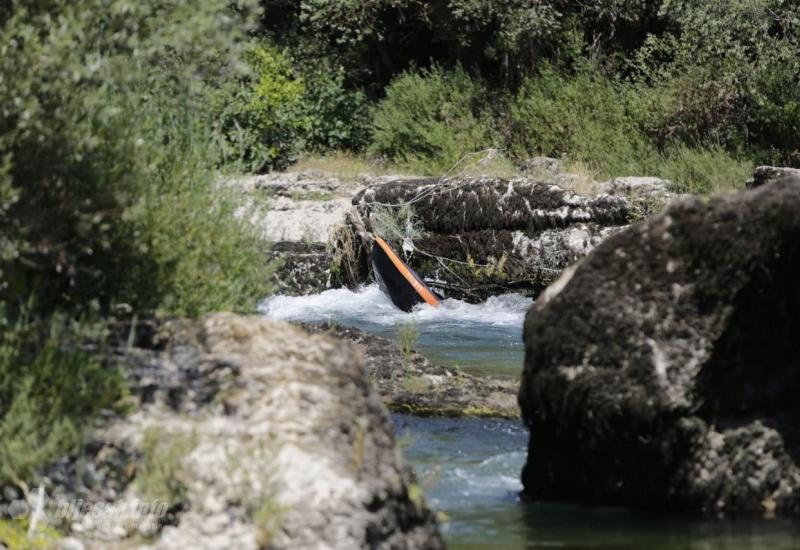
553 159 602 196
288 152 387 181
439 149 520 179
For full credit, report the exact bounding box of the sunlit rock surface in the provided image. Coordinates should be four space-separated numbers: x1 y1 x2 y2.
45 315 443 549
519 178 800 516
333 176 665 302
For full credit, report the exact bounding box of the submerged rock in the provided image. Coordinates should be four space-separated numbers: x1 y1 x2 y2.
333 176 642 302
303 322 519 419
37 315 444 549
519 179 800 516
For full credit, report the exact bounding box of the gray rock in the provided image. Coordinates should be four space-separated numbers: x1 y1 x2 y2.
269 241 333 296
303 322 519 418
59 537 86 550
224 171 358 243
519 178 800 516
746 165 800 189
333 176 633 302
597 176 672 197
520 156 562 176
2 486 19 501
44 316 444 549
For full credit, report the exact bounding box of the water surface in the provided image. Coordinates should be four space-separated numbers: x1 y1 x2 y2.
261 283 530 378
262 285 800 549
395 414 800 550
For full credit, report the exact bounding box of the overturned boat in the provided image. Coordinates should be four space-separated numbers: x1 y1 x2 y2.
371 236 440 312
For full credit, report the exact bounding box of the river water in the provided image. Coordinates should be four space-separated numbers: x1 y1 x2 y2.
261 284 800 549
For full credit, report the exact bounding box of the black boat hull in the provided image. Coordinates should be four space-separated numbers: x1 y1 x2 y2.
371 237 440 312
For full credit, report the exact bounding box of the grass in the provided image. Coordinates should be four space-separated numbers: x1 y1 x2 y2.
288 152 388 181
370 202 425 242
402 376 432 394
289 190 337 202
556 160 602 195
0 316 126 489
435 149 519 179
135 427 197 509
287 144 752 202
659 144 752 194
396 321 420 369
366 64 759 194
0 519 61 550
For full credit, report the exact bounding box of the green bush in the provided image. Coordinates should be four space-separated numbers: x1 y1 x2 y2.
0 0 271 320
506 64 659 178
658 145 753 195
632 0 800 163
213 44 307 172
369 66 494 173
298 65 370 153
0 0 272 489
214 45 370 173
0 315 124 486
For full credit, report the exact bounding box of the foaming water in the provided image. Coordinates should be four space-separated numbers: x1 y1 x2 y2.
261 284 531 377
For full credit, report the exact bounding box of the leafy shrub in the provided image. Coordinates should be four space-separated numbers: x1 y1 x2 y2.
658 145 752 195
265 0 664 89
632 0 800 163
298 65 370 152
0 0 271 489
369 66 494 173
0 0 269 320
214 45 370 173
506 64 659 178
0 315 124 486
213 44 307 172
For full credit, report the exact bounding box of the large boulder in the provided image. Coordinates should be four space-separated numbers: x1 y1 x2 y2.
518 178 800 516
333 177 646 302
24 315 443 549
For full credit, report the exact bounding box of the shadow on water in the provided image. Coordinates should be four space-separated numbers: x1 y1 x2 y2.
394 413 800 550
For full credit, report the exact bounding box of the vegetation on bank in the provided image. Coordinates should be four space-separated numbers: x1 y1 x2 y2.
256 0 800 193
2 0 799 504
0 1 271 489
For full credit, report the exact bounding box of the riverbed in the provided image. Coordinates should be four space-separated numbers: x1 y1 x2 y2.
261 285 800 549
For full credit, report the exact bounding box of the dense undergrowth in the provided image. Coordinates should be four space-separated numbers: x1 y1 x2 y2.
2 0 800 501
257 0 800 193
0 1 272 489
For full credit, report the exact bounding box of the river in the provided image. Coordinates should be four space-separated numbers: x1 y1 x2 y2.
261 284 800 549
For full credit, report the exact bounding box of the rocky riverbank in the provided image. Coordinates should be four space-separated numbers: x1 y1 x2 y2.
6 315 444 549
332 172 676 302
302 323 518 418
519 176 800 516
229 165 678 300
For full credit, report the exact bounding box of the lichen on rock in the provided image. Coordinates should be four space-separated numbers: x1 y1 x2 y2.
333 176 656 302
28 315 443 549
518 177 800 516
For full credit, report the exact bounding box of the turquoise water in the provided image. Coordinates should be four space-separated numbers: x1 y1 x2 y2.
395 414 800 549
261 283 529 378
262 285 800 548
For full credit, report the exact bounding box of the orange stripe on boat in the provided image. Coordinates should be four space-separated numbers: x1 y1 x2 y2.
373 237 440 307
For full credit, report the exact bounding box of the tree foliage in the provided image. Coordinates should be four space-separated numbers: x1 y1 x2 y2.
0 0 269 320
0 0 272 486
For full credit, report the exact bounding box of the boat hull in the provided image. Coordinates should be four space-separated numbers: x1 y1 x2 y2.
371 237 440 312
